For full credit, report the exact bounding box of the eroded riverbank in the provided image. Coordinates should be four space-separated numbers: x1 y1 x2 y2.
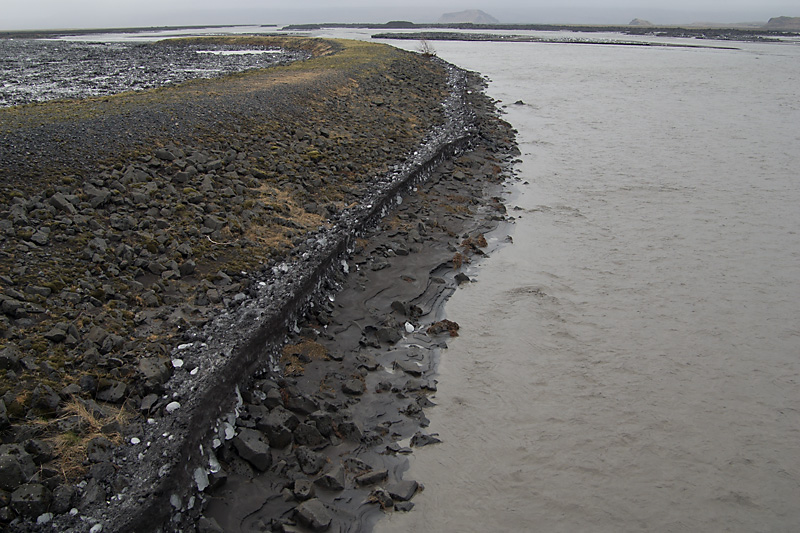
0 36 518 531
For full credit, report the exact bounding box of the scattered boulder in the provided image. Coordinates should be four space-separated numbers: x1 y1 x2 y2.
314 465 345 491
232 429 272 472
86 436 114 463
10 483 52 518
296 446 326 475
0 444 37 490
387 479 419 502
355 469 388 487
294 498 333 532
410 432 442 447
342 379 366 396
293 422 327 448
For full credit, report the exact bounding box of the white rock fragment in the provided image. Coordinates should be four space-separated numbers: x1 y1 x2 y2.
177 343 193 350
166 401 181 413
36 513 53 525
208 452 221 473
194 467 210 492
190 367 199 375
130 437 140 445
90 525 103 533
405 322 414 333
172 359 184 368
170 494 182 510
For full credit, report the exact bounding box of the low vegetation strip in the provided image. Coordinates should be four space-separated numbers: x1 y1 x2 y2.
0 36 455 529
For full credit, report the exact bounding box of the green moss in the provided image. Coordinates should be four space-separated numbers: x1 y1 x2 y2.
31 338 49 353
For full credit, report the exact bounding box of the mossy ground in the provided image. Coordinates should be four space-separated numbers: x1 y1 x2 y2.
0 36 450 485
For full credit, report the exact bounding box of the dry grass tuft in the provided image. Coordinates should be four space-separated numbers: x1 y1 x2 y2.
281 339 329 376
44 397 132 481
427 319 460 337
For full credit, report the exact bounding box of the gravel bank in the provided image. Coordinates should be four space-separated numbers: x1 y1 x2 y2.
0 36 518 531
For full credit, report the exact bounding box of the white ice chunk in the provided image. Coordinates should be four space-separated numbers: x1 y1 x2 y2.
165 401 181 413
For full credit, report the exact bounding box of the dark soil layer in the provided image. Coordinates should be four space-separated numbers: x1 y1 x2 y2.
0 36 518 531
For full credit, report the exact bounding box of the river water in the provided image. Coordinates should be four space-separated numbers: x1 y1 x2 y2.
19 26 798 530
342 33 800 532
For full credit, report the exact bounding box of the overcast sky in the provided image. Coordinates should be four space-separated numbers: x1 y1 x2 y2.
3 0 797 31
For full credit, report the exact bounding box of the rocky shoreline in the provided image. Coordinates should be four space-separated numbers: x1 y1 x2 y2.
0 36 518 531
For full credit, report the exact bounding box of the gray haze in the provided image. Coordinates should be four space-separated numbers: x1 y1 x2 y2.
3 1 797 31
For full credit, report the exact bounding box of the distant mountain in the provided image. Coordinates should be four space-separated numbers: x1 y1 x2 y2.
764 16 800 30
628 18 653 26
438 10 499 24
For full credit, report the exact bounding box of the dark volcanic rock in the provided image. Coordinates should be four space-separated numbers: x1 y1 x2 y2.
387 479 419 501
11 483 52 518
232 429 272 472
0 444 37 491
314 465 346 491
294 498 333 531
293 422 327 448
355 469 389 487
296 446 327 476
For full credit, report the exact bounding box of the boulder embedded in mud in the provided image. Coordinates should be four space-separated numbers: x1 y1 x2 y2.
336 420 363 442
387 479 419 501
314 465 345 491
285 393 319 416
293 478 315 501
410 432 442 447
293 422 327 448
355 469 388 486
376 327 401 345
197 516 225 533
295 498 333 531
342 379 366 396
296 446 327 475
232 428 272 472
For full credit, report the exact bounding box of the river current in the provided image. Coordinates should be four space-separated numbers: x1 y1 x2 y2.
349 33 800 532
29 26 800 530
